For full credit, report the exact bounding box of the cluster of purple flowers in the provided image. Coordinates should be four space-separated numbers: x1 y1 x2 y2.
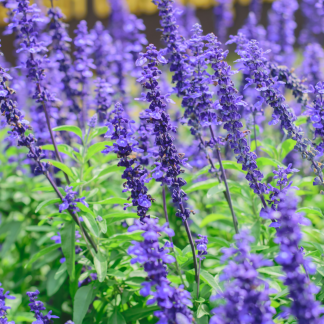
268 191 323 323
195 234 208 261
27 290 59 324
208 35 268 201
210 230 275 324
302 43 324 86
0 283 15 324
236 39 324 187
59 186 88 214
94 78 114 124
214 0 233 44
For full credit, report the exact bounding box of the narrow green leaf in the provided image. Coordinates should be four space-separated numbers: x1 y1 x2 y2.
297 207 323 217
207 237 230 248
256 157 285 168
94 251 107 282
35 198 61 213
122 306 160 322
41 159 75 178
88 197 129 205
73 284 96 324
0 222 21 257
109 308 126 324
258 266 283 277
200 270 221 291
102 212 138 226
199 214 229 228
90 126 107 140
53 125 82 139
55 262 67 280
47 268 68 297
251 220 261 244
295 115 308 126
85 141 113 162
41 144 78 161
280 139 296 159
82 214 100 237
61 222 76 281
25 244 61 268
186 179 219 193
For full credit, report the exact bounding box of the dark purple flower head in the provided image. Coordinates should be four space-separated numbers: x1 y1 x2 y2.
195 234 208 260
214 0 233 44
27 290 59 324
235 39 324 187
0 282 15 324
269 190 323 323
128 218 193 323
210 230 275 324
267 0 298 67
59 186 88 213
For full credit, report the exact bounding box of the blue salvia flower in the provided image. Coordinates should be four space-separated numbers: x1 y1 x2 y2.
0 49 50 176
26 290 59 324
268 190 323 323
267 0 298 67
210 230 275 324
72 20 95 125
90 21 113 78
235 39 324 187
128 219 193 323
102 102 193 322
207 35 269 201
305 82 324 156
302 43 324 86
0 282 15 324
94 78 114 124
59 186 89 214
136 44 194 221
195 234 208 260
299 0 324 45
153 0 189 96
249 0 262 22
214 0 233 44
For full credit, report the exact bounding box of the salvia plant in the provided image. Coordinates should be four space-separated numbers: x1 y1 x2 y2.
2 0 324 323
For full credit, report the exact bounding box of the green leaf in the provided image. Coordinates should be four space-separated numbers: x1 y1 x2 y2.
103 212 138 226
41 144 78 161
122 306 160 322
200 270 221 291
82 214 100 237
197 304 210 318
41 159 75 178
311 242 324 255
257 157 285 168
186 179 219 193
98 219 107 234
85 141 113 162
25 244 61 268
258 266 283 277
0 221 21 257
61 222 76 281
297 207 323 217
88 197 129 205
35 198 61 213
94 251 107 282
47 268 68 297
53 125 82 139
280 139 296 159
295 115 308 126
90 126 107 140
55 262 67 280
251 220 261 244
73 283 96 324
109 308 126 324
200 214 229 227
32 186 65 195
207 237 230 248
207 183 225 197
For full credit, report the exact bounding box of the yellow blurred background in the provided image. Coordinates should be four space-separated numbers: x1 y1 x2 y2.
0 0 275 24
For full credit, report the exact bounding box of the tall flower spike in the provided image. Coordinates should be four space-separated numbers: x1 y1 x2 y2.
27 290 59 324
268 191 323 323
72 20 95 128
235 39 324 187
301 43 324 86
208 35 269 206
249 0 262 23
153 0 189 96
136 44 199 284
210 230 275 324
267 0 298 67
102 102 193 323
214 0 233 44
0 282 15 324
94 78 114 124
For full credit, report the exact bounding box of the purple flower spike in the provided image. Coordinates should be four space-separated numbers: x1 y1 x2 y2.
269 191 324 323
195 234 208 260
214 0 233 44
210 230 275 324
0 282 15 324
27 290 59 324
